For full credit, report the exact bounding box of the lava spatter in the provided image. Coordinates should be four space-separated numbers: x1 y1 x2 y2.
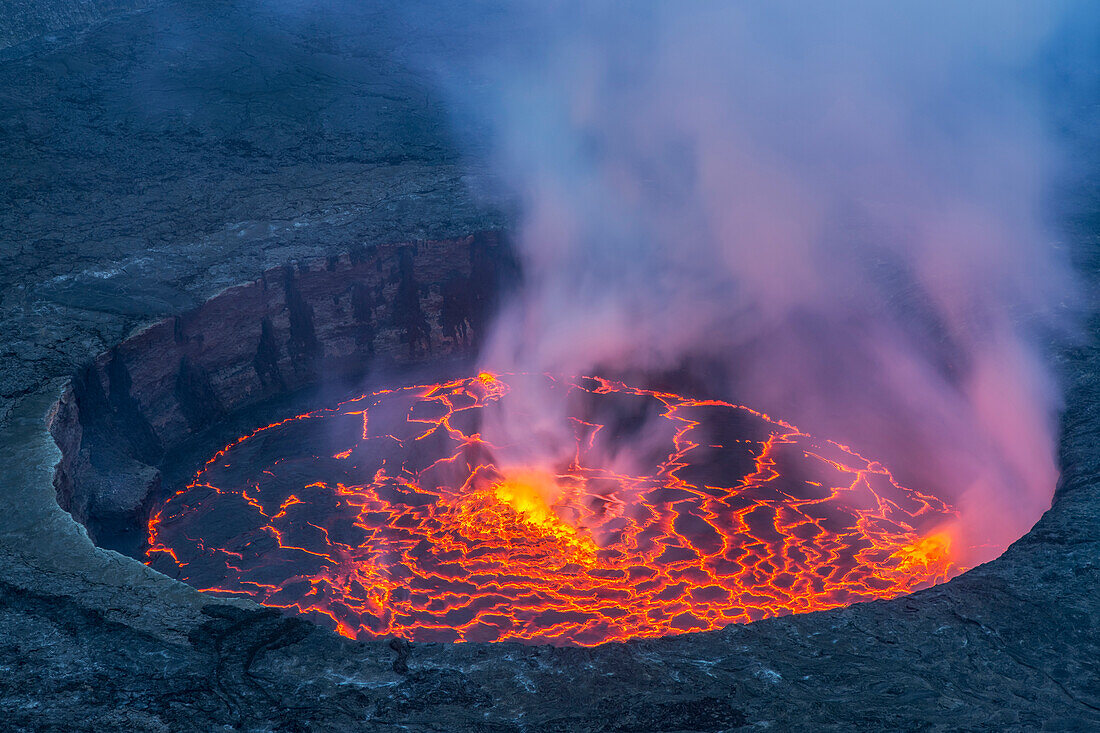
146 373 961 645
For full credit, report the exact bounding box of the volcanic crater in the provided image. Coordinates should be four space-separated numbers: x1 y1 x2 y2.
6 2 1099 729
51 235 964 648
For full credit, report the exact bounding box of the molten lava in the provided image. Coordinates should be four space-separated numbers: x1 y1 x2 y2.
146 373 961 645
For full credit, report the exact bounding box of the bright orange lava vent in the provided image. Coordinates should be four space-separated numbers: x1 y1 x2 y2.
146 373 961 645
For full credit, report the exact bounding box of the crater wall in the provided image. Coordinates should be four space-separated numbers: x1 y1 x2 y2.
49 232 513 544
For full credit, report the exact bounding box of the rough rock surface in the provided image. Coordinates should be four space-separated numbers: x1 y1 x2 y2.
0 0 501 425
0 0 159 50
1 2 1098 731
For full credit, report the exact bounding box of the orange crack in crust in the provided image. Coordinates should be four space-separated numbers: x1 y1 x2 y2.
146 373 961 645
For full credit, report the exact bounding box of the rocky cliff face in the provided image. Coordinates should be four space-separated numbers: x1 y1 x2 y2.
50 232 513 546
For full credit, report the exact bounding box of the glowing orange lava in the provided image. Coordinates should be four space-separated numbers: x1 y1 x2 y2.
146 373 962 645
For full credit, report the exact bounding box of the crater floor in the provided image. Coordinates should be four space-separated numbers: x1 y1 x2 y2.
146 373 960 645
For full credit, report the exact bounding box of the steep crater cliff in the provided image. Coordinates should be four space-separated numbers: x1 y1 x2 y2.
48 233 514 556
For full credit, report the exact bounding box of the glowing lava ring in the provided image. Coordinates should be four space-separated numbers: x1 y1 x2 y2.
147 373 960 645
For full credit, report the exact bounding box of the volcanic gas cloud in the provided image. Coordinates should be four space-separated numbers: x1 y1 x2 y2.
148 373 958 645
443 2 1078 573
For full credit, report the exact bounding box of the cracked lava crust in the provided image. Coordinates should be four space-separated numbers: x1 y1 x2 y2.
145 372 960 645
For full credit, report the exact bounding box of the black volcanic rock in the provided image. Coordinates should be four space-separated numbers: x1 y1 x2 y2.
0 0 158 50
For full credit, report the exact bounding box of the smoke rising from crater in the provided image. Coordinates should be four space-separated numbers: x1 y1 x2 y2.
430 1 1090 566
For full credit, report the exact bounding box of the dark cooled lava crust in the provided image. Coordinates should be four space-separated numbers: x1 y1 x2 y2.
146 372 959 646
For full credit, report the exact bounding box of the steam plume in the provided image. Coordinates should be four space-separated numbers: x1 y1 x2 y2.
444 1 1088 566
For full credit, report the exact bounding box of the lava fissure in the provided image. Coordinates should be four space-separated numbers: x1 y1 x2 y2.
146 373 961 645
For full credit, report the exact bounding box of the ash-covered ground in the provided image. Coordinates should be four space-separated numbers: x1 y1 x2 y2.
0 2 1098 731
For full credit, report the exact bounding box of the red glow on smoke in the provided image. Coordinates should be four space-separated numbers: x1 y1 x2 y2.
146 373 962 645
